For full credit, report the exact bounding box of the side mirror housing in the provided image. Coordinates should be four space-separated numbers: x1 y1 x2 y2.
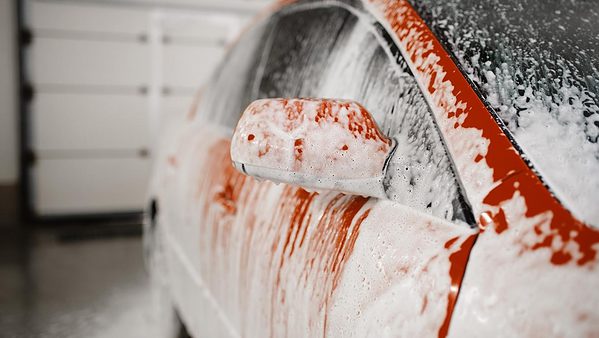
230 98 395 198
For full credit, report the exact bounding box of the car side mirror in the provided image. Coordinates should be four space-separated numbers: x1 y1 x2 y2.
230 98 396 198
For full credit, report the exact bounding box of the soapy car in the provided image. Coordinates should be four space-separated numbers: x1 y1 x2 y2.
145 0 599 336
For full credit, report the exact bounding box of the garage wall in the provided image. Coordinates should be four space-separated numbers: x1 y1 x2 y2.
0 0 18 184
21 0 270 217
0 0 271 217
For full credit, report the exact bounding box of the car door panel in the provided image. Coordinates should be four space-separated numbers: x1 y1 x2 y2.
366 0 599 336
168 122 475 337
148 1 599 337
150 3 481 337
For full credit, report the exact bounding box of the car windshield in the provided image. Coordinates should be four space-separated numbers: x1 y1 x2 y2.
411 0 599 226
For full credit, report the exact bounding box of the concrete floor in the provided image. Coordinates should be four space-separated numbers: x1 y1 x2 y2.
0 227 161 338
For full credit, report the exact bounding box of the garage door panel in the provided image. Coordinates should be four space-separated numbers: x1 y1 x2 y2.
33 157 151 215
29 38 149 87
161 18 231 42
32 92 149 151
151 0 269 12
23 0 255 217
162 94 195 116
29 1 149 36
163 44 224 88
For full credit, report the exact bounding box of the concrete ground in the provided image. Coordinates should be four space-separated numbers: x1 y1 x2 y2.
0 225 162 338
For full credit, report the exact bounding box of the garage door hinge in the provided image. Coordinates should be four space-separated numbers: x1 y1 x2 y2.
20 28 33 46
21 83 34 102
25 150 36 167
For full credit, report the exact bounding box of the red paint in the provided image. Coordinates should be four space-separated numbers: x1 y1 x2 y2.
263 190 371 336
167 155 178 167
288 196 315 257
258 143 271 157
374 0 527 183
283 98 304 122
236 99 392 174
214 184 237 214
203 140 250 251
317 196 370 335
182 1 599 335
186 90 202 121
484 172 599 266
438 234 477 338
303 195 370 301
373 0 598 269
203 138 374 336
294 138 304 162
266 188 371 336
492 208 508 234
276 187 318 282
270 99 389 144
359 106 390 143
478 208 508 234
444 237 459 249
420 295 429 314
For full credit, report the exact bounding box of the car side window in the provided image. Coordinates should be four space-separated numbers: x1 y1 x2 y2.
257 7 354 98
198 19 273 128
257 6 474 225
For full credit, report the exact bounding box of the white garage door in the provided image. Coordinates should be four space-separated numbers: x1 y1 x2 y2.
24 0 267 217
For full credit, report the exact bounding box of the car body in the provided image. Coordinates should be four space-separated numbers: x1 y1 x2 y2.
145 0 599 337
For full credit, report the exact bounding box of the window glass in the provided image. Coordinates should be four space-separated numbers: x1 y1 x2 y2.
258 7 473 224
412 0 599 225
198 19 272 128
257 7 354 98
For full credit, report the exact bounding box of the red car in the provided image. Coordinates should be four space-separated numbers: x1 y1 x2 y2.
145 0 599 336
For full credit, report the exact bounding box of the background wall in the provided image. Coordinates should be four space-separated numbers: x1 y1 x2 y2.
0 0 269 217
16 0 267 217
0 0 17 184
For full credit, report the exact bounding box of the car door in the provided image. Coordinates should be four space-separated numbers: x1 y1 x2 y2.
149 13 275 337
397 0 599 336
156 2 477 337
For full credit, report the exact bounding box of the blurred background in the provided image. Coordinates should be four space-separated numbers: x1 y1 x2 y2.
0 0 272 336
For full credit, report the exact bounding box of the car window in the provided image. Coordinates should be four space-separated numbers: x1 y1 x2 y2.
257 7 353 98
198 18 273 128
257 6 474 225
411 0 599 226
